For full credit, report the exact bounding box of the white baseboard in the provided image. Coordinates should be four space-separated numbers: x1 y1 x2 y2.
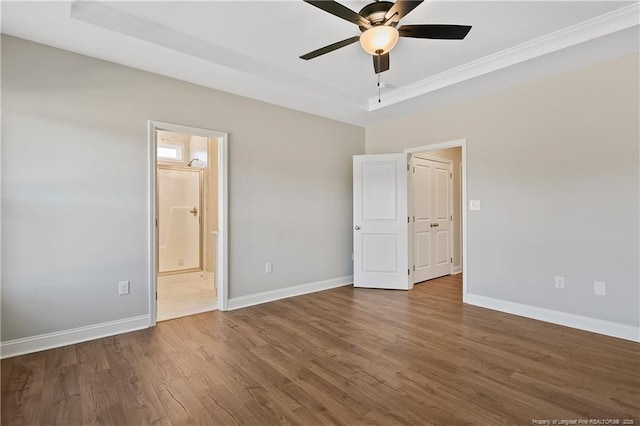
451 266 462 275
228 275 353 311
465 294 639 343
0 315 150 359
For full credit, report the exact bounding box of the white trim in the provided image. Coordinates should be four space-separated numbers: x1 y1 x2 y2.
466 294 639 343
217 135 229 311
0 315 150 359
369 3 640 110
228 276 353 311
451 266 462 275
148 121 158 326
404 139 467 301
148 120 229 325
449 160 454 275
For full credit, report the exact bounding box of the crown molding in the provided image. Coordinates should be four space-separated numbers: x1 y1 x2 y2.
369 3 640 111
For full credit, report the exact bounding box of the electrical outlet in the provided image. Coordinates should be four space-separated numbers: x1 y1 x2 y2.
554 276 565 290
594 281 606 296
178 258 184 266
118 280 130 296
265 262 273 274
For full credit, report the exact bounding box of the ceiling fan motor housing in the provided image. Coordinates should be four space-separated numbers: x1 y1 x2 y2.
300 0 472 75
358 1 398 31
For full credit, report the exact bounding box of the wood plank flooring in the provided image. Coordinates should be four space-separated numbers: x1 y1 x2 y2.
2 275 639 425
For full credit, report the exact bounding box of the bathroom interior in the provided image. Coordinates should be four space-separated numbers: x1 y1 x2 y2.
156 130 218 321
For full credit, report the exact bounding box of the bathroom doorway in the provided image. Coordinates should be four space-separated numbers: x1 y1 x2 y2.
153 128 220 321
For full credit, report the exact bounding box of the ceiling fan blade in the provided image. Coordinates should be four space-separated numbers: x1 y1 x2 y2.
384 0 424 22
300 36 361 60
398 24 472 39
373 53 390 74
303 1 370 28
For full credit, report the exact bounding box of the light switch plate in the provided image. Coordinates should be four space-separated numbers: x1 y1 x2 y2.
118 280 130 296
594 281 606 296
469 200 481 211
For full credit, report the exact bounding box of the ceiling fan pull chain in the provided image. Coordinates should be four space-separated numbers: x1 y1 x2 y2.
377 72 381 103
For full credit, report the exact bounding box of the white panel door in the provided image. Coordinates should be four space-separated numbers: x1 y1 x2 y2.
433 162 452 278
353 154 410 290
412 159 434 282
411 157 451 283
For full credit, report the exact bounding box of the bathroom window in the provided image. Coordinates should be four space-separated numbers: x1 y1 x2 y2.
157 143 183 162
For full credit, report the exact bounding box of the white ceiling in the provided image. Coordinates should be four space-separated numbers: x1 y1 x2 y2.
2 1 638 126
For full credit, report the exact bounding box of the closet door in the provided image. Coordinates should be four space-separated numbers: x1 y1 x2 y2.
411 157 451 283
432 161 452 278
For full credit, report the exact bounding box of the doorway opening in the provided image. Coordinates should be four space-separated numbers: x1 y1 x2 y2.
405 139 467 300
148 121 228 326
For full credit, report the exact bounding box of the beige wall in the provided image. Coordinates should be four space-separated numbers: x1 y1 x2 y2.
415 147 462 270
367 54 639 327
1 35 364 342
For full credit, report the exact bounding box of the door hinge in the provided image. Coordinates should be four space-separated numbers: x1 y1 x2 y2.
413 216 415 222
451 215 453 221
413 167 415 173
155 292 158 300
155 218 158 227
408 216 410 223
408 269 410 276
450 172 453 178
451 258 453 264
413 265 415 271
407 164 410 171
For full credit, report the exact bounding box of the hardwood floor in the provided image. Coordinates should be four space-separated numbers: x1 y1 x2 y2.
2 275 639 425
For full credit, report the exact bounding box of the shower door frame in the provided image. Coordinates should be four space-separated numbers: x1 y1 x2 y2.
148 120 229 327
156 164 204 276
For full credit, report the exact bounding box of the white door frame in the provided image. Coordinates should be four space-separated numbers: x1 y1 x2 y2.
410 154 454 282
148 120 229 327
404 139 467 302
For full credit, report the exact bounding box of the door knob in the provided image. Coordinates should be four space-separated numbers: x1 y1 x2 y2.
190 207 198 217
354 226 360 230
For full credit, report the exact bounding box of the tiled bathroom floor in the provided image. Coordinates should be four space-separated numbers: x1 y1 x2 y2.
157 272 217 321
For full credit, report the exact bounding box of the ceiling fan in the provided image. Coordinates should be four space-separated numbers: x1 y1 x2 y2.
300 0 472 74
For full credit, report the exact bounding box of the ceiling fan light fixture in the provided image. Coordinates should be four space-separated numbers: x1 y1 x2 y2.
359 25 399 55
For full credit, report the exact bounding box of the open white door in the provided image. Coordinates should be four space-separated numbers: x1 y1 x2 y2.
353 154 411 290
